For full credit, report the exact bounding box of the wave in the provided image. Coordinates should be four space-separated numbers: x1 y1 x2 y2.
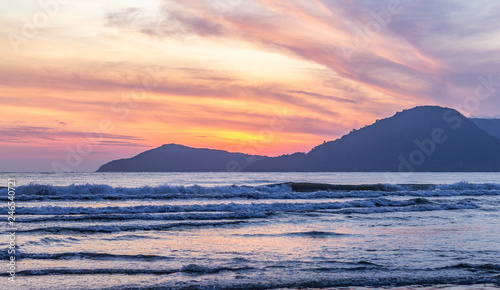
287 181 500 192
17 197 478 216
19 220 246 234
236 231 350 238
15 198 479 231
443 263 500 271
19 211 272 223
21 235 159 247
17 196 474 234
3 267 498 289
14 252 174 261
22 237 80 246
286 231 350 238
3 182 500 202
1 183 290 201
1 265 255 277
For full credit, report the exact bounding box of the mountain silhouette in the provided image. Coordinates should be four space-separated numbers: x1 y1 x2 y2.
471 118 500 140
247 106 500 171
96 144 266 172
97 106 500 172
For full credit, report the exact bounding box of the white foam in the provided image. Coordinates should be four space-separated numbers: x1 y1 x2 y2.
17 197 479 216
2 182 500 202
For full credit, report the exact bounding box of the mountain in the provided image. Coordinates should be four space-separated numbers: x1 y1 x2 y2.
96 106 500 172
96 144 266 172
246 106 500 172
471 118 500 140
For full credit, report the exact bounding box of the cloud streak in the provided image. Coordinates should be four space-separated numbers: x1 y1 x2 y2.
111 0 500 111
2 0 500 171
0 125 145 146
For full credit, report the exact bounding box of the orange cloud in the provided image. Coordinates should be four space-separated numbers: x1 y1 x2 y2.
2 0 500 171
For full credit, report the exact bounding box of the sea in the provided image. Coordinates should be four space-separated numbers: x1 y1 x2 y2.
1 172 500 290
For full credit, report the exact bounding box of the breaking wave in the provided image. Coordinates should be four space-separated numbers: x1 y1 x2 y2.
17 197 478 216
3 181 500 201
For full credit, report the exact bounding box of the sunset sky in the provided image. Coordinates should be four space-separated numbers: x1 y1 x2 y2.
2 0 500 172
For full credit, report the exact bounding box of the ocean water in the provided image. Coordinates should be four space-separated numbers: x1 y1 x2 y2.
1 172 500 289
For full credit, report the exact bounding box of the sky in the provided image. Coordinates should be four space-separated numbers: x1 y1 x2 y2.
1 0 500 172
